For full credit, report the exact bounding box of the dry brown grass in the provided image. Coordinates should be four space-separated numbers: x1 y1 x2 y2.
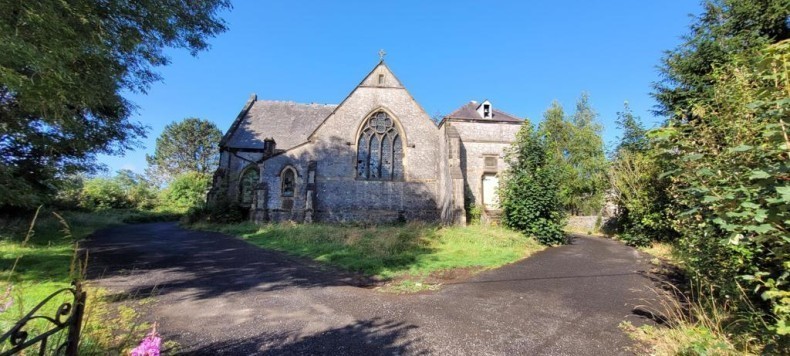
624 282 765 355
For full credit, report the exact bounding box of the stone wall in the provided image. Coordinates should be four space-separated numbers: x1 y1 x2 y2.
212 63 528 226
565 215 612 233
246 64 442 224
450 121 521 209
215 150 264 203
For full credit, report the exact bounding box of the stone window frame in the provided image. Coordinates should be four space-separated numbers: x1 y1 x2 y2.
280 165 298 198
354 108 407 181
238 164 260 207
483 154 499 172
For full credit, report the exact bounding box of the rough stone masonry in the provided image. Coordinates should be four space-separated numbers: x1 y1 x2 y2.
208 60 523 225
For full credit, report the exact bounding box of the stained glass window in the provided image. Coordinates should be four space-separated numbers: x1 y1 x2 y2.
356 111 403 180
239 167 259 206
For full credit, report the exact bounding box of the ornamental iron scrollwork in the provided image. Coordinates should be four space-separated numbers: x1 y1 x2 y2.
0 281 86 356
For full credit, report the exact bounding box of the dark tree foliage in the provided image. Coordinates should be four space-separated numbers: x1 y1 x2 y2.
653 0 790 118
613 102 647 155
608 101 677 247
654 41 790 345
501 121 566 245
647 0 790 346
0 0 231 209
146 117 222 182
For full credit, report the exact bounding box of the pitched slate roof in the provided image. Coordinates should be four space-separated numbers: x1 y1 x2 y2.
445 102 522 122
224 100 337 150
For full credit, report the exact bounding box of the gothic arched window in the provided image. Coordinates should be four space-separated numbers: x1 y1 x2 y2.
239 166 259 206
357 111 403 180
281 167 296 197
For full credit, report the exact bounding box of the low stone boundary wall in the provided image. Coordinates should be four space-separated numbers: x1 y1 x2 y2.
565 215 612 233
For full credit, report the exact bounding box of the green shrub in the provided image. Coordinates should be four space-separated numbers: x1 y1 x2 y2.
501 121 566 245
81 177 130 210
467 203 482 225
160 172 210 210
77 170 160 211
122 211 182 223
608 149 677 247
654 41 790 344
53 175 85 210
618 231 652 248
184 194 243 224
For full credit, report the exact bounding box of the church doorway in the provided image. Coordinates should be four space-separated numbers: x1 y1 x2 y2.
482 173 500 210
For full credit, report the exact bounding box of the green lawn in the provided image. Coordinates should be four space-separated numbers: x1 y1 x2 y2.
191 222 545 279
0 209 170 353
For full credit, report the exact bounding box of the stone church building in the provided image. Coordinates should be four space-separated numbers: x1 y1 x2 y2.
208 60 523 225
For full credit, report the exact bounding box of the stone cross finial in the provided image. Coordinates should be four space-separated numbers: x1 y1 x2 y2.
379 49 386 61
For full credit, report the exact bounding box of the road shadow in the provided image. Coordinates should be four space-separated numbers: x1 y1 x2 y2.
83 222 374 301
178 317 426 355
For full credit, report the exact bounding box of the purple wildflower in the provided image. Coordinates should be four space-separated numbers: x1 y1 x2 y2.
130 324 161 356
0 285 13 313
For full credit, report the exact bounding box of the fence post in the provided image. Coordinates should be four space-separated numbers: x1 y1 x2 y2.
64 282 85 356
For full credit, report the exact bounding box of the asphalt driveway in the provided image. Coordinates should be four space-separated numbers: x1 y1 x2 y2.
85 222 659 355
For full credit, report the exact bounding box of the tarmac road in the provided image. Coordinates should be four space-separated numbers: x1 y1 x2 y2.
85 222 659 355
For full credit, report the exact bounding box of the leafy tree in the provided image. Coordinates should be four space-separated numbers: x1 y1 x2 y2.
607 101 676 246
80 170 158 210
53 174 87 210
160 172 211 211
607 150 676 247
115 169 158 209
613 102 648 155
81 177 130 210
538 94 608 215
608 102 677 246
0 0 231 209
654 40 789 343
501 121 566 245
653 0 790 117
567 93 608 215
539 101 574 208
146 118 222 183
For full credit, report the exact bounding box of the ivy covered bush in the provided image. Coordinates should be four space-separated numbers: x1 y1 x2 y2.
501 122 566 245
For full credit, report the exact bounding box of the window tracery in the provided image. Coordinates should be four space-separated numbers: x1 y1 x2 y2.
357 111 403 180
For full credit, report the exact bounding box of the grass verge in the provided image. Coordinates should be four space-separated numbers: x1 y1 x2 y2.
190 222 544 288
638 241 683 268
623 241 768 355
0 209 167 353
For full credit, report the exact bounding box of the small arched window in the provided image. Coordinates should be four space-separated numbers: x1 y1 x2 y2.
357 111 403 180
281 167 296 197
239 167 259 206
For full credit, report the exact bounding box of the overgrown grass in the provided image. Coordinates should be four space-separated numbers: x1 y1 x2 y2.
563 226 604 237
623 284 766 355
190 222 544 279
624 241 771 355
0 209 158 353
638 242 676 263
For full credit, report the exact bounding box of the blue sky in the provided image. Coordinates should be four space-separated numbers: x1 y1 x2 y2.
100 0 702 174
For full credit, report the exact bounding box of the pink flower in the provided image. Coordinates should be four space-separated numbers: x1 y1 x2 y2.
130 324 161 356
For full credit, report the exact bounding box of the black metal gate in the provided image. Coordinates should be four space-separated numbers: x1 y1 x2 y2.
0 281 85 355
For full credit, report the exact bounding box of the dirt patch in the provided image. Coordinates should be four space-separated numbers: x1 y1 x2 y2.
426 266 486 283
375 267 487 294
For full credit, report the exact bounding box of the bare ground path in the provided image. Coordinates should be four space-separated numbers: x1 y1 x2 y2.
84 222 659 355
